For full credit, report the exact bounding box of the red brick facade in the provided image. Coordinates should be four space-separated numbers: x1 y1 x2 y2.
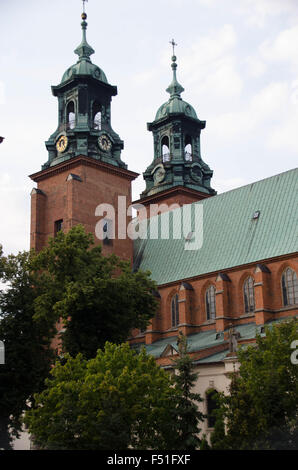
30 155 138 261
130 254 298 363
134 185 212 220
29 155 298 366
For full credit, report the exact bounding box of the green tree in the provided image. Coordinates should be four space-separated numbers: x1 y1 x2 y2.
32 225 158 358
0 248 54 449
24 342 179 450
170 332 205 450
210 318 298 450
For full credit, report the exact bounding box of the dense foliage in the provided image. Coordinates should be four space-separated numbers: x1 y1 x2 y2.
31 225 158 358
0 226 158 448
170 332 205 450
24 342 179 450
210 318 298 450
0 247 54 449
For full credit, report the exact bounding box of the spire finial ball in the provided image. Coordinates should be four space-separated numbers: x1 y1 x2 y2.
81 12 87 20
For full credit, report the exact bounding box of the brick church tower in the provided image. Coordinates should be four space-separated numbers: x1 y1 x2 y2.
30 9 138 260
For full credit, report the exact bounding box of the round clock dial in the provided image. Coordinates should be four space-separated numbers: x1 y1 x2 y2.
56 135 68 153
190 164 202 183
152 164 166 185
98 134 112 152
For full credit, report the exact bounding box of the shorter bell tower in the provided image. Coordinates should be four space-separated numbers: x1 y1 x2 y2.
30 8 138 260
136 42 216 214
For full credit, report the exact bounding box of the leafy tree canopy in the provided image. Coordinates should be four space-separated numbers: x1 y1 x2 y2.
24 342 179 450
211 318 298 450
0 249 54 449
32 225 158 358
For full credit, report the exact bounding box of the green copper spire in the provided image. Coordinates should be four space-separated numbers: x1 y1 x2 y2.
44 1 126 170
141 40 216 200
166 54 185 98
74 12 95 62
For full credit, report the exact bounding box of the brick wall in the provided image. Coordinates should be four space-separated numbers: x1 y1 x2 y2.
30 156 138 261
131 255 298 345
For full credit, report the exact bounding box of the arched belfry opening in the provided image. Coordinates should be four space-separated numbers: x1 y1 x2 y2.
184 135 192 161
66 101 76 130
161 135 170 162
92 102 102 130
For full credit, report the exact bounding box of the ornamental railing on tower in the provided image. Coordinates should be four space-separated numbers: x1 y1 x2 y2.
93 118 102 130
67 119 76 130
162 153 171 162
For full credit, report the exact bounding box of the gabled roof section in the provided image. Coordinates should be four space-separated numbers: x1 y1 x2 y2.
134 168 298 285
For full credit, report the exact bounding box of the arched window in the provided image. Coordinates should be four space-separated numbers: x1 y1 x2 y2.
243 277 255 313
206 285 216 320
171 294 179 327
92 102 102 130
282 268 298 306
184 135 192 161
66 101 75 129
206 389 219 428
161 136 170 162
93 111 102 130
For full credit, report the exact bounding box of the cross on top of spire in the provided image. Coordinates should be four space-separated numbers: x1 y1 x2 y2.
170 39 177 57
166 39 184 99
82 0 88 14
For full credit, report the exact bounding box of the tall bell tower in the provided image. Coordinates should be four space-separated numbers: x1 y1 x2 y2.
30 7 138 259
136 42 216 214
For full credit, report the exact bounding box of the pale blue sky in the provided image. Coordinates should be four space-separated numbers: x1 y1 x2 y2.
0 0 298 254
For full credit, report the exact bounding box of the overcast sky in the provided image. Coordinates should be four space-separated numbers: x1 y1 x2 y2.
0 0 297 255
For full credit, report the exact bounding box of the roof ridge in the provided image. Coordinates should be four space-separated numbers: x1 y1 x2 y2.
201 166 298 204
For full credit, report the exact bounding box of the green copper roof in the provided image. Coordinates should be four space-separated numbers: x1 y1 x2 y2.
61 61 108 84
134 168 298 285
155 98 197 121
60 13 108 85
132 316 297 361
154 54 197 121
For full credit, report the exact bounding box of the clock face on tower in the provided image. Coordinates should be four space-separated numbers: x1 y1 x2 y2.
98 134 112 152
190 163 202 183
152 164 166 185
56 135 68 153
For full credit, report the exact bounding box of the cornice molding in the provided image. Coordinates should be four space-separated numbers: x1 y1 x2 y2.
30 155 139 183
133 185 213 206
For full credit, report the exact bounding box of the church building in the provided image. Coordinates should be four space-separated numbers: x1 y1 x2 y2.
29 10 298 438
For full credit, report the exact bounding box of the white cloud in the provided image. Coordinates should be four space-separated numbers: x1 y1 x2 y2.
0 173 10 187
250 81 289 120
267 108 298 153
0 82 5 105
260 26 298 66
209 81 290 140
238 0 298 28
213 177 247 194
245 56 266 78
179 25 243 100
